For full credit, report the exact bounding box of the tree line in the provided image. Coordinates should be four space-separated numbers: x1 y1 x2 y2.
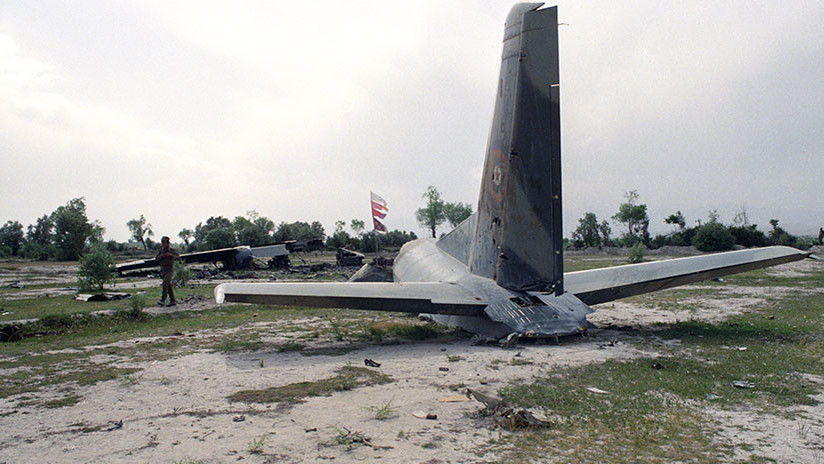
0 198 420 261
571 190 818 252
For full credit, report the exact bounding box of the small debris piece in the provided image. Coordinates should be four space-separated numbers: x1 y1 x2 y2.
652 362 665 370
1 325 22 342
426 413 438 420
305 427 317 433
336 427 393 450
106 420 123 431
438 395 471 403
499 333 520 348
232 415 246 422
514 351 522 357
9 282 24 289
586 387 610 395
412 410 428 419
706 393 721 400
0 309 11 316
438 367 449 372
470 335 498 346
731 381 755 389
466 389 550 430
75 292 131 302
364 358 381 368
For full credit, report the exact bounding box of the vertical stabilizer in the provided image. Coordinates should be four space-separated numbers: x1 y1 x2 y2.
468 3 563 294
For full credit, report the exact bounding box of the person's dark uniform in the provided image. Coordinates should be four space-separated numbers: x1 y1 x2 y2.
156 237 180 306
819 227 823 246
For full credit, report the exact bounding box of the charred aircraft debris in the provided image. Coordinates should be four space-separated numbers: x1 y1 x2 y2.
216 3 815 339
116 239 326 275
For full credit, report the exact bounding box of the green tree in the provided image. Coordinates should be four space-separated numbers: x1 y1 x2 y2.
325 220 352 250
51 197 95 261
126 214 153 251
77 243 116 290
415 186 445 238
273 221 325 242
205 227 236 249
443 202 473 228
0 220 25 256
571 212 611 248
178 228 193 248
612 190 649 245
233 211 274 246
692 222 735 252
664 211 686 231
767 219 796 247
350 219 365 236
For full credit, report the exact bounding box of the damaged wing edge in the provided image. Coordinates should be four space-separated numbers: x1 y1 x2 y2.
565 245 809 306
215 281 488 317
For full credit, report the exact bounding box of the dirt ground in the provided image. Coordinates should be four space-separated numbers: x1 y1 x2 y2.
0 258 822 463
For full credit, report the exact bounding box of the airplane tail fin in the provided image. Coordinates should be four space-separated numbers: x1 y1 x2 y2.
468 3 563 294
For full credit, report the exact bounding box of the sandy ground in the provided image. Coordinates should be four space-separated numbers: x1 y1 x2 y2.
0 258 822 463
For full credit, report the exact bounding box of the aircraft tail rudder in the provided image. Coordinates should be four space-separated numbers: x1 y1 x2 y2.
468 3 564 294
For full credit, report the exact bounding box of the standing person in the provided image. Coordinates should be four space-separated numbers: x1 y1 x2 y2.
156 236 180 306
818 227 823 246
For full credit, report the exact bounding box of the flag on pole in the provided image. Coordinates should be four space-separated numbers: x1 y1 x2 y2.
371 191 388 232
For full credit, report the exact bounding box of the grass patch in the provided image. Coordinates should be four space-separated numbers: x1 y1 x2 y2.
0 285 215 322
494 292 824 463
366 398 399 420
227 366 392 404
43 394 81 409
278 342 305 352
385 323 440 340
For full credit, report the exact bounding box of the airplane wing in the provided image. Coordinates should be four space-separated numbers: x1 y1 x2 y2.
564 245 809 305
215 281 488 317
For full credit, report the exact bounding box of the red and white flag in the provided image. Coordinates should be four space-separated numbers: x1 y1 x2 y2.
371 192 388 232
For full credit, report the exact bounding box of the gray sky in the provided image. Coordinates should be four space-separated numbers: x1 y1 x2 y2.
1 1 822 242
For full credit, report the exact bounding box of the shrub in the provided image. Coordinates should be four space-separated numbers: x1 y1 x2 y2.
692 222 735 252
174 260 193 286
727 225 767 248
628 243 646 263
77 243 116 290
127 294 147 320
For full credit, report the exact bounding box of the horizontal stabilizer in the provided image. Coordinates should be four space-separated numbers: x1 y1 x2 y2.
215 282 488 317
565 246 809 305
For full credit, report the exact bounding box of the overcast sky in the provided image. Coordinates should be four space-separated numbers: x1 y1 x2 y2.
1 1 822 242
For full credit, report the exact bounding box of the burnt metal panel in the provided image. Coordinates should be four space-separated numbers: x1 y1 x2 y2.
483 292 589 336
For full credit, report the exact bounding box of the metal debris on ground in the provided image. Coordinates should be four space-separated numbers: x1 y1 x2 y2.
652 362 665 370
304 427 317 433
335 428 393 450
106 420 123 431
411 411 438 420
466 389 550 430
1 325 22 342
363 358 381 368
75 292 131 302
438 367 449 372
232 415 245 422
731 381 755 389
585 387 610 395
706 393 721 400
500 333 520 348
470 335 499 346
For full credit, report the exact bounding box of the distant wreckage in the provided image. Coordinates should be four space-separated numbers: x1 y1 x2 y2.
215 3 814 339
116 240 323 274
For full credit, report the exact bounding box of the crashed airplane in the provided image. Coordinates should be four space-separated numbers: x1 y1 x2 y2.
215 3 812 339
